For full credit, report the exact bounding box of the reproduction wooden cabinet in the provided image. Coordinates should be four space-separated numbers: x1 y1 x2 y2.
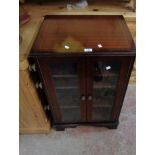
29 15 135 131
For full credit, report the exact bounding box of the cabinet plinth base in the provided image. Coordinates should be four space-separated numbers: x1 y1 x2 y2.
54 121 119 131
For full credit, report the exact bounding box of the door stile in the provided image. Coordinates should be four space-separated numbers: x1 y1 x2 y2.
77 59 87 121
86 58 93 121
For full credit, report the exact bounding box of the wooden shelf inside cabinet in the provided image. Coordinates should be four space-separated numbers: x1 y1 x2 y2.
94 72 119 77
29 15 135 131
93 83 116 89
61 106 80 109
55 86 79 89
52 74 77 78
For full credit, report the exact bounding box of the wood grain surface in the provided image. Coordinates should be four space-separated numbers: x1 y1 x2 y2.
20 18 43 70
19 69 50 134
31 15 135 55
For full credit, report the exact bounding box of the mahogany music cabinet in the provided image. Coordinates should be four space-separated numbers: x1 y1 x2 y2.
29 15 135 131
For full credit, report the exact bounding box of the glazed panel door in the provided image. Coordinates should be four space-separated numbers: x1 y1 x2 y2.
86 56 133 122
37 57 86 123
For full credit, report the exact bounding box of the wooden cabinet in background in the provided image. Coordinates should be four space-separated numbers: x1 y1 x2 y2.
20 69 50 133
19 18 50 134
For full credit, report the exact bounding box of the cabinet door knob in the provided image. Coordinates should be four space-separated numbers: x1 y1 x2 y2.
88 96 93 101
81 96 86 101
39 83 42 89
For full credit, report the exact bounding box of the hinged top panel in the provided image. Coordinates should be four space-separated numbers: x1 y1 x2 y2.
31 15 135 56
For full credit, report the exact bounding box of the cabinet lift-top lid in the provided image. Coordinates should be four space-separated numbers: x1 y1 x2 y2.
30 15 136 56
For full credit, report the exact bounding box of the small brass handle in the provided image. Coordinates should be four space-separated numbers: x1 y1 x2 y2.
81 96 86 101
88 96 93 101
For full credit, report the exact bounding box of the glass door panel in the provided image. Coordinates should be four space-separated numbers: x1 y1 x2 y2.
92 61 121 121
49 63 82 122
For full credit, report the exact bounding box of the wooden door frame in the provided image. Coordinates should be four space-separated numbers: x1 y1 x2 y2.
36 56 86 123
86 55 135 122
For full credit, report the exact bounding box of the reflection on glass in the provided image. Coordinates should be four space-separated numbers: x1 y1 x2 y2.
92 61 121 121
50 63 81 122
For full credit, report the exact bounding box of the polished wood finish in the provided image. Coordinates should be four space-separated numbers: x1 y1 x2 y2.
20 4 136 84
29 15 135 131
31 15 135 55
